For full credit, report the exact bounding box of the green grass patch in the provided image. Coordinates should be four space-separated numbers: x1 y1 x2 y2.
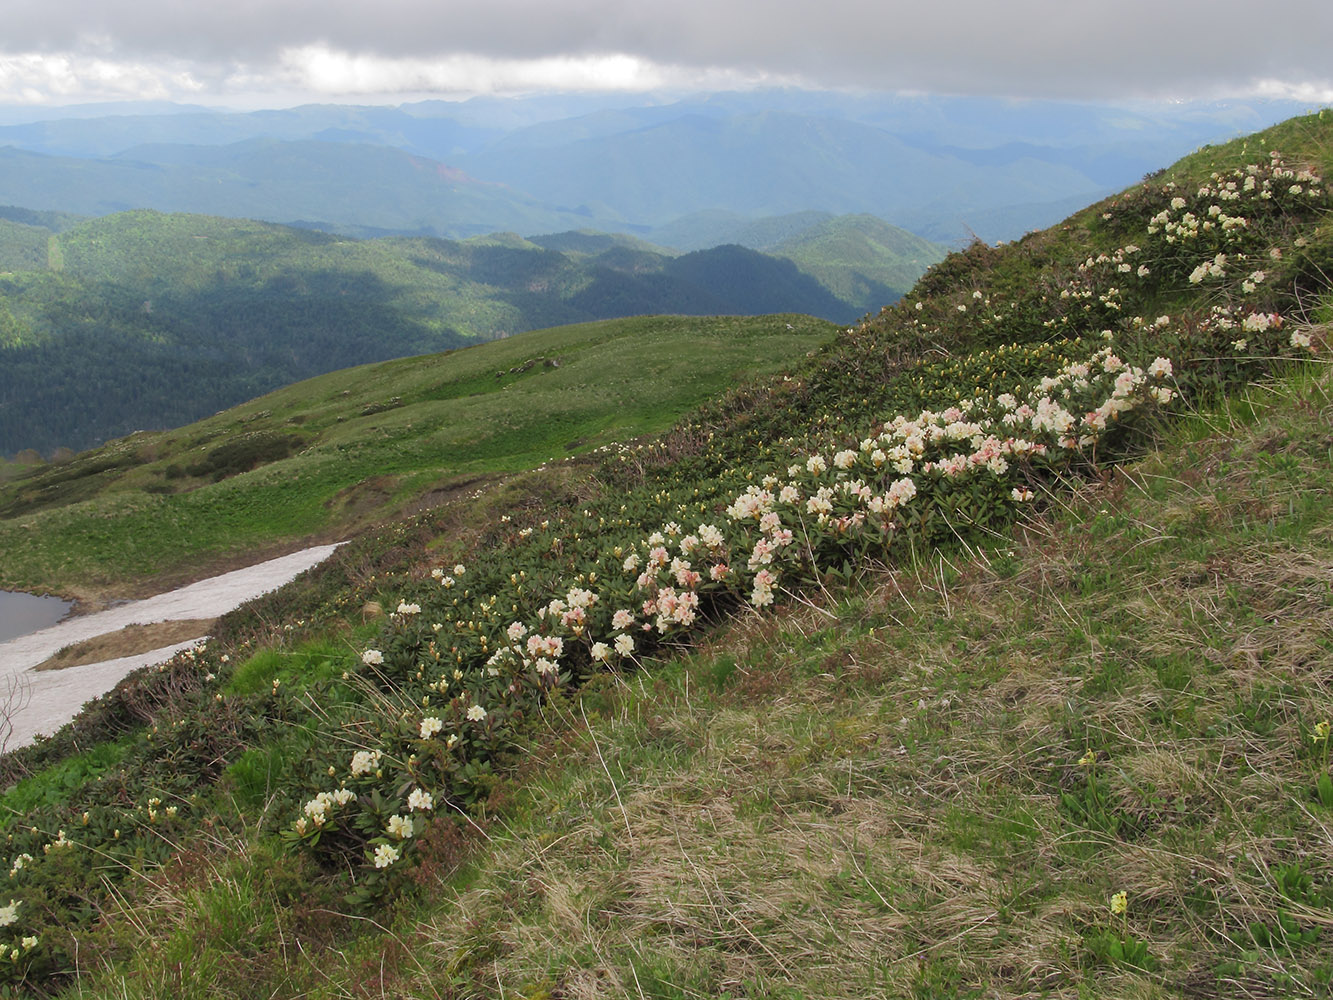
0 740 128 828
0 314 835 596
222 638 354 697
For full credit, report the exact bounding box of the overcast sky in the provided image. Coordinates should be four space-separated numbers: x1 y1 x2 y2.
2 0 1331 109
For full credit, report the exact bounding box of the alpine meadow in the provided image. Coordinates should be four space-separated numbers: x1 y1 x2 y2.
0 107 1330 1000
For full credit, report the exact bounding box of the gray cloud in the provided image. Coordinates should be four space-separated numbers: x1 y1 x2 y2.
3 0 1331 102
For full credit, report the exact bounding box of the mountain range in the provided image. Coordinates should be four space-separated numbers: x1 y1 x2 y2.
0 209 941 456
0 90 1311 244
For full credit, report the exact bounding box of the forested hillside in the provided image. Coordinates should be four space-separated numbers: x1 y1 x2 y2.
0 211 931 455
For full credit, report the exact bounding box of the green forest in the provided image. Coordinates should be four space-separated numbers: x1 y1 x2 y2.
0 210 937 456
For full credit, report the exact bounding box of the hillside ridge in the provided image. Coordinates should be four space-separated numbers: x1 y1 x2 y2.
0 209 930 455
0 109 1327 998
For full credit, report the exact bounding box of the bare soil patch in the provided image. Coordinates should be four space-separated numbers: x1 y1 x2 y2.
33 618 217 671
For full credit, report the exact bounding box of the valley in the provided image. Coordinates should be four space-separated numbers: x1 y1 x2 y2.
0 210 932 456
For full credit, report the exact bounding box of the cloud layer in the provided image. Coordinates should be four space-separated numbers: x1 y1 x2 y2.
3 0 1331 105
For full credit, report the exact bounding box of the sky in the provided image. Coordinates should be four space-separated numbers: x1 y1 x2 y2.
1 0 1331 109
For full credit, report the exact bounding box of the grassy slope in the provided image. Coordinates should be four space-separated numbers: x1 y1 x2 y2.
0 111 1329 999
205 366 1330 999
34 353 1333 1000
0 313 835 600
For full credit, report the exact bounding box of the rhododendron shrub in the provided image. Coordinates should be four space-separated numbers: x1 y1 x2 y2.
281 150 1326 888
280 338 1192 882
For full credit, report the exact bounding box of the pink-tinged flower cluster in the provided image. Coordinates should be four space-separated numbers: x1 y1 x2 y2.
642 586 701 631
1241 311 1281 333
622 519 734 627
541 586 598 634
751 568 778 607
525 633 564 660
726 486 776 521
480 619 573 686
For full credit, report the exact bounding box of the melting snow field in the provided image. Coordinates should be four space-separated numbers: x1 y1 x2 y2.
0 544 341 750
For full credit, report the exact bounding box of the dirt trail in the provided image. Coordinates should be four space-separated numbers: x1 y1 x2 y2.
0 544 341 750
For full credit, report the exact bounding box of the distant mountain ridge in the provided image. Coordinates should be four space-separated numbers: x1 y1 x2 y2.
0 140 601 239
451 108 1106 238
0 90 1309 244
0 209 938 455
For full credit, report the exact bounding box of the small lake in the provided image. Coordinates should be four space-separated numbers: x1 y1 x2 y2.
0 589 73 644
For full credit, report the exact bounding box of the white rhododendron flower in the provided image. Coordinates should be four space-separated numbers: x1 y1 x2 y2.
407 788 434 812
350 749 382 776
419 717 444 739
